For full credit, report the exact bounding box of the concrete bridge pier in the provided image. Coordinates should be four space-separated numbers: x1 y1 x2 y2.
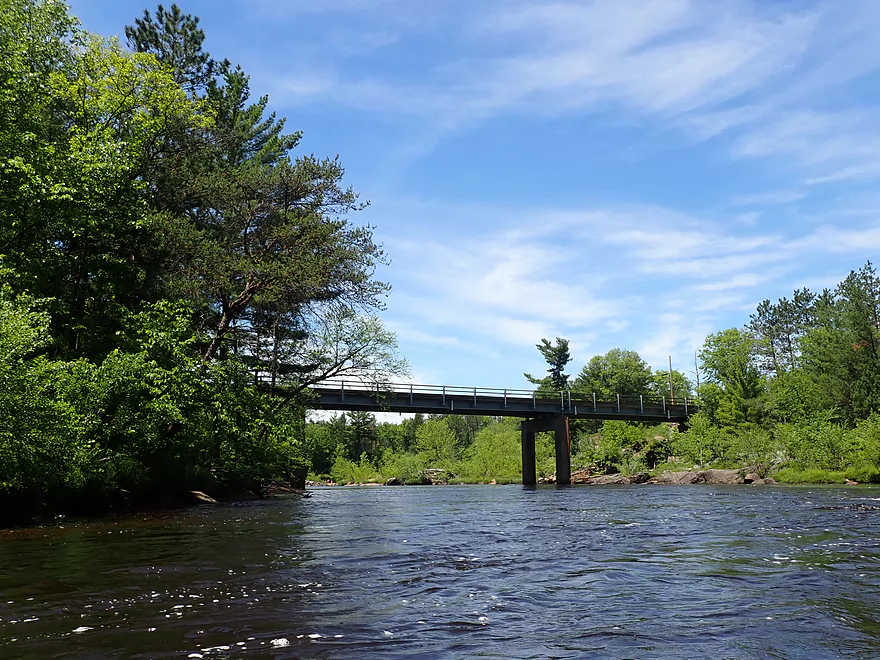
521 416 571 486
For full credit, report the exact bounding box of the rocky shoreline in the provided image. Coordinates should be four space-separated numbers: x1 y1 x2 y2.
540 468 776 485
309 468 787 487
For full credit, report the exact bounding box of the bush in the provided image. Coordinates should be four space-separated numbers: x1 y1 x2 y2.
379 451 429 484
455 419 522 483
330 450 380 484
773 468 847 484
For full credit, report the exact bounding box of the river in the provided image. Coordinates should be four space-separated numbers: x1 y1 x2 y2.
1 485 880 659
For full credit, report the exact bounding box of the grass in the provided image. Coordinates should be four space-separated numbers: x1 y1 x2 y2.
773 467 880 484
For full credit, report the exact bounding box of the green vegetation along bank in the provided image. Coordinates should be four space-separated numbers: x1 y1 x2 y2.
5 1 880 526
308 263 880 488
0 1 406 525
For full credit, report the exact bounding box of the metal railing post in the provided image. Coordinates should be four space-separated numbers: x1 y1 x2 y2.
442 385 446 405
474 387 477 407
532 391 536 409
617 394 620 412
504 389 507 408
684 397 688 415
640 395 643 414
593 392 597 412
341 380 345 402
560 390 564 410
662 396 666 413
409 383 413 404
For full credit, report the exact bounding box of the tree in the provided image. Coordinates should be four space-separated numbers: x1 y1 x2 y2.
748 288 814 377
125 2 226 94
524 337 571 390
699 328 764 424
800 263 880 422
415 418 458 465
651 369 693 402
573 348 653 397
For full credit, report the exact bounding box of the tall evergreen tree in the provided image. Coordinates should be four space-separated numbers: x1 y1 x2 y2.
524 337 571 390
125 3 225 94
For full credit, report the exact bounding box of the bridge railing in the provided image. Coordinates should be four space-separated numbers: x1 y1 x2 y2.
309 379 692 413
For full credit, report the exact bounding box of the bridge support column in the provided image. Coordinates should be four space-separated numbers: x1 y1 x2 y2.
521 426 537 486
554 416 571 486
521 415 570 486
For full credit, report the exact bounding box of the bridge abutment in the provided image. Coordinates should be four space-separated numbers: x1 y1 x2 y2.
521 416 570 486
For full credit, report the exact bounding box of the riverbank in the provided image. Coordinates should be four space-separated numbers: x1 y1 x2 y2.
315 465 879 487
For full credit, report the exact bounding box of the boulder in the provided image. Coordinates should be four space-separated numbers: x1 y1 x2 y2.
630 472 651 484
570 468 592 484
423 468 450 485
385 477 402 486
654 471 705 484
702 469 744 484
743 473 760 484
589 474 630 485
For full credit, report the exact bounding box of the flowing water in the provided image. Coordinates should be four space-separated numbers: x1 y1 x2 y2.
2 485 880 659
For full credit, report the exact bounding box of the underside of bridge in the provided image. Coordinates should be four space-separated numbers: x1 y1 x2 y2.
521 416 571 486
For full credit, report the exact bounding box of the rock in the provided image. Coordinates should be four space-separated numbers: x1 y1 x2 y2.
488 479 497 485
589 474 630 485
630 472 650 484
654 469 744 484
750 478 765 485
763 476 776 484
743 473 759 484
385 477 402 486
846 479 859 485
654 471 705 484
570 468 592 484
702 469 744 484
423 468 451 485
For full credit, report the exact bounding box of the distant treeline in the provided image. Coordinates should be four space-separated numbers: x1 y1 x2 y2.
307 263 880 486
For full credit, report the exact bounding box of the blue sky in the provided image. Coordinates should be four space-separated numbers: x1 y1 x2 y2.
69 0 880 390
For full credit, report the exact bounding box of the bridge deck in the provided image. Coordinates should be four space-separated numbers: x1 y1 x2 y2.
308 380 692 423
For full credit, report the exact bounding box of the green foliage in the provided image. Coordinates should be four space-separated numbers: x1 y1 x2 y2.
773 468 849 484
673 413 730 466
574 421 658 475
125 2 225 93
378 451 429 485
651 369 693 402
455 419 522 483
329 448 380 485
415 418 459 466
774 414 857 471
524 337 571 391
699 328 765 424
0 1 405 521
573 348 653 398
0 290 95 496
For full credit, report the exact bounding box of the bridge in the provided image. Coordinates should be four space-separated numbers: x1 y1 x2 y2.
308 380 694 487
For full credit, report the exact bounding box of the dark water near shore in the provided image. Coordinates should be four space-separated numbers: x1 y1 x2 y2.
2 486 880 659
